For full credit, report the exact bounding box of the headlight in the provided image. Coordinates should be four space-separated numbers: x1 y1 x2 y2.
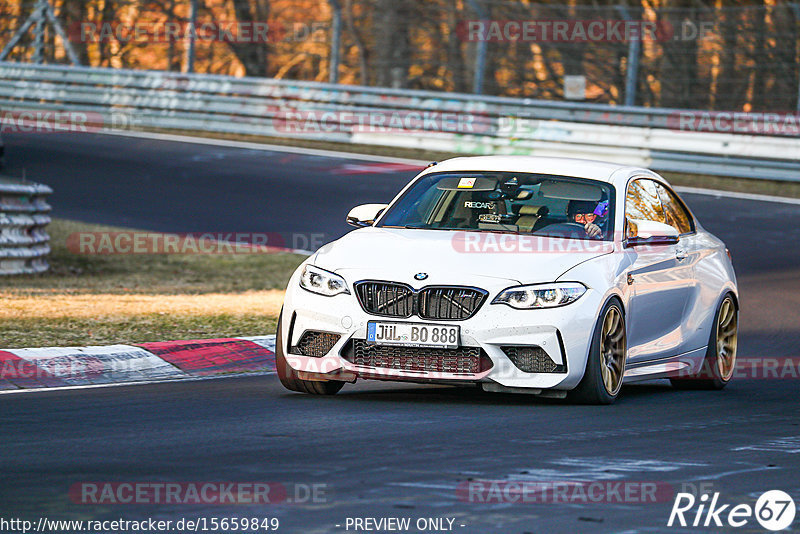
299 265 350 296
492 282 586 309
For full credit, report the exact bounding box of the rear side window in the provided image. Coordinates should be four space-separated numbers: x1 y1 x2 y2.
656 184 695 235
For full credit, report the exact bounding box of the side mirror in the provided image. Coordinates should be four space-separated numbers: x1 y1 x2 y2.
346 204 388 228
625 219 680 247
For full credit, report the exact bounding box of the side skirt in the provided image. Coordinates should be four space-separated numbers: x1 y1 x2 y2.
622 347 706 383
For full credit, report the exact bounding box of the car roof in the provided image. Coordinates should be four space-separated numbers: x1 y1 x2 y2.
421 155 648 185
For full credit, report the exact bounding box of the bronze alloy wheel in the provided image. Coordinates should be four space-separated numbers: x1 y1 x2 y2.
600 306 626 396
715 296 738 382
670 293 738 390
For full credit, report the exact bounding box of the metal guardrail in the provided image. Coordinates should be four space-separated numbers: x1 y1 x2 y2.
0 176 52 275
0 62 799 181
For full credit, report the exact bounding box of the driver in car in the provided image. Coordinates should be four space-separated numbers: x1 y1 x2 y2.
567 200 608 239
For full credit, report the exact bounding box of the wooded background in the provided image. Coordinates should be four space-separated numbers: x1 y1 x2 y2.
1 0 798 111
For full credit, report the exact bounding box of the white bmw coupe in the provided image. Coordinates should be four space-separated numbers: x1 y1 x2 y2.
276 156 738 404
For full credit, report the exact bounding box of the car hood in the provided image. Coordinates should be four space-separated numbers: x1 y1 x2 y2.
312 227 614 288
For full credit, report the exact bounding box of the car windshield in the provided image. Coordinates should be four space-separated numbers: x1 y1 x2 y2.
377 171 616 241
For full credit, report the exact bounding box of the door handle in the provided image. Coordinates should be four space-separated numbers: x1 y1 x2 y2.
676 248 688 261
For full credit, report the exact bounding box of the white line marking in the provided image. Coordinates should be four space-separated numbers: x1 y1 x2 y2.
682 465 779 482
732 436 800 453
102 130 430 165
675 186 800 205
0 336 279 394
6 344 188 384
0 370 276 395
240 335 276 353
389 482 457 490
101 131 800 205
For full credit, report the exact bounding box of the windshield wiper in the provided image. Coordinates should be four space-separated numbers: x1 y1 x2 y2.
385 224 523 234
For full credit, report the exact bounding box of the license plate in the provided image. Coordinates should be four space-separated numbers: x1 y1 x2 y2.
366 321 460 349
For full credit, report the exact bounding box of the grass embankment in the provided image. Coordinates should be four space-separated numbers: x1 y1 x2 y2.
0 219 305 348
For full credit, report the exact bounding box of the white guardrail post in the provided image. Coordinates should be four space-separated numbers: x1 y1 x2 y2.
0 176 52 275
0 61 798 181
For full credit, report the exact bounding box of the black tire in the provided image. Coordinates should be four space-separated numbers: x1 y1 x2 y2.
670 293 737 390
275 313 345 395
569 299 627 405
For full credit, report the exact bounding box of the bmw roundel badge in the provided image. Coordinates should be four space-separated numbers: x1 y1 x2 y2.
414 273 428 281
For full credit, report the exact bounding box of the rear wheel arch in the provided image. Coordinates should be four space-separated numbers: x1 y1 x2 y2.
706 289 738 336
724 290 739 310
670 291 738 390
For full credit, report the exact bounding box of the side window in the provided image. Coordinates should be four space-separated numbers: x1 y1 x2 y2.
656 184 695 235
625 179 665 239
626 178 665 221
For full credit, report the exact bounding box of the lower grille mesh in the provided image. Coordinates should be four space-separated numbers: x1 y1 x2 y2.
501 346 564 373
344 340 492 374
294 331 341 357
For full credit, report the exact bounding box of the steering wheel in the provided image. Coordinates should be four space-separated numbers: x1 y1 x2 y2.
534 222 590 238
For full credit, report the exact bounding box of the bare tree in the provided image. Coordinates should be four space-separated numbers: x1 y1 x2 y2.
227 0 270 77
657 0 703 108
343 0 369 85
373 0 410 88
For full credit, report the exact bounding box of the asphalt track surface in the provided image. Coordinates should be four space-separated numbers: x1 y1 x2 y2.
1 132 799 533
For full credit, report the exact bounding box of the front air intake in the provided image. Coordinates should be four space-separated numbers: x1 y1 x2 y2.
293 331 341 357
501 345 565 373
342 339 493 374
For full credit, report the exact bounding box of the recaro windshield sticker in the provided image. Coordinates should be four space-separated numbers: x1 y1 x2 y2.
464 201 496 209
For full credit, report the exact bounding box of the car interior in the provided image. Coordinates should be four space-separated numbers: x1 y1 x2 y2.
381 172 614 240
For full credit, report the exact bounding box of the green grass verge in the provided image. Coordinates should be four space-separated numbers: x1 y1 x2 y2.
0 218 303 348
2 219 306 295
0 315 278 349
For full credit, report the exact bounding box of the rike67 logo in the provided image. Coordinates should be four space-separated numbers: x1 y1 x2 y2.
668 490 796 531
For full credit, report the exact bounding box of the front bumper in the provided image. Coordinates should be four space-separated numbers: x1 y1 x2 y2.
281 280 603 391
